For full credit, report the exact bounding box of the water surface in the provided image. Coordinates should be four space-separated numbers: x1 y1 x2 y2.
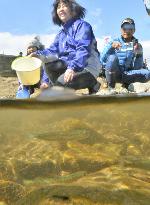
0 96 149 205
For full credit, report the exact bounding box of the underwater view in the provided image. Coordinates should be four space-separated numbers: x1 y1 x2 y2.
0 96 149 205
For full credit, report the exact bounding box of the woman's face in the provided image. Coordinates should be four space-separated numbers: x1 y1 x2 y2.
57 2 73 23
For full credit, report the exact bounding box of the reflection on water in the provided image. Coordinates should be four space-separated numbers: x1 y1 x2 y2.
0 96 150 205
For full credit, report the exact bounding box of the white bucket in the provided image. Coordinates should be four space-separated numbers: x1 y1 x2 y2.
11 56 42 85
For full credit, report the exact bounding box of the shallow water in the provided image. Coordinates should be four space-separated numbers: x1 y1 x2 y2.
0 96 150 205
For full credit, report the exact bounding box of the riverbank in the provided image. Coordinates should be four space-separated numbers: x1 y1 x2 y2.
0 76 123 99
0 76 18 99
1 76 150 99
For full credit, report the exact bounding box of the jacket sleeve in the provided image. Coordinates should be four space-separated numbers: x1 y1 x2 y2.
40 64 49 84
133 43 144 69
100 40 115 63
67 22 93 72
36 34 59 57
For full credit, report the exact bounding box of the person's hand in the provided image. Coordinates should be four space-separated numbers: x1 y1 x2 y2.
28 53 39 58
112 41 121 49
134 43 142 51
40 82 49 90
64 69 76 83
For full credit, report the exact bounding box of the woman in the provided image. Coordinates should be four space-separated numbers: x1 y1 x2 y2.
32 0 101 94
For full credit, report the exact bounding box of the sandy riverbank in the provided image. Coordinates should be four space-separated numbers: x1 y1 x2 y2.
0 76 18 99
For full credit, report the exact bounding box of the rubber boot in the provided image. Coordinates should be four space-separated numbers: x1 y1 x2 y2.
16 86 30 99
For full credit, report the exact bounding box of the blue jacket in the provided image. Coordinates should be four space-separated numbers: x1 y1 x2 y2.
100 36 143 71
37 18 101 78
40 64 49 84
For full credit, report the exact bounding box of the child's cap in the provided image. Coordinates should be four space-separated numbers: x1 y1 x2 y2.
27 36 44 50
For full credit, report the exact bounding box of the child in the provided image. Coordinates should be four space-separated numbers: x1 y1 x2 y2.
16 36 49 99
31 0 101 94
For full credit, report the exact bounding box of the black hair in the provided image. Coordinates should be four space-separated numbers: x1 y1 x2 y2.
52 0 86 26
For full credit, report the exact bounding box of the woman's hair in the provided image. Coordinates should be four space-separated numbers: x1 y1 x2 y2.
52 0 86 26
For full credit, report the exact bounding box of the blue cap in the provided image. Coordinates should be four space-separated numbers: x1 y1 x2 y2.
121 18 135 27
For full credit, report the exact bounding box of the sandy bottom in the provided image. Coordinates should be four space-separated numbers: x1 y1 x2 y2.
0 101 149 205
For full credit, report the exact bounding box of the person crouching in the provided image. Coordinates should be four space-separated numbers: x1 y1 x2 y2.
31 0 101 94
16 36 49 99
101 18 150 94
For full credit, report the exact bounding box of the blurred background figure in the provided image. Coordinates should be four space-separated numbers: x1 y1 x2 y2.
144 0 150 15
18 51 23 57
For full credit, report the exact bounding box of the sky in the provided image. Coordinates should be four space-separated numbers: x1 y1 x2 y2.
0 0 150 63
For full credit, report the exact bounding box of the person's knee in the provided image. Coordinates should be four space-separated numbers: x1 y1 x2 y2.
127 69 150 80
105 54 119 72
56 74 65 86
108 54 118 62
122 69 150 84
141 69 150 80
